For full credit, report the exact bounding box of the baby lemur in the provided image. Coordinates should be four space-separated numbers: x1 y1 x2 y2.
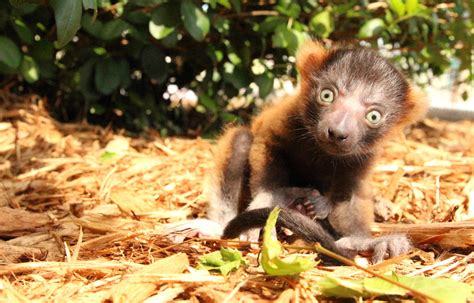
189 40 427 262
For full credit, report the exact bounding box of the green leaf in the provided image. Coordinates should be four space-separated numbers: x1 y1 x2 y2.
221 112 238 123
99 151 118 163
50 0 83 48
81 13 104 38
259 16 286 34
217 0 231 9
181 0 210 41
310 10 334 38
212 16 230 34
358 18 386 39
82 0 97 20
276 0 301 18
405 0 419 15
9 0 40 9
385 9 394 24
20 55 39 83
205 0 217 9
0 36 22 69
255 73 274 98
272 25 308 55
82 0 97 11
117 59 131 88
223 64 249 89
13 18 33 44
94 58 121 95
149 3 180 40
160 30 178 47
320 274 474 302
0 10 8 30
199 93 218 113
125 11 149 25
260 207 317 276
30 40 54 62
149 20 174 41
198 247 246 276
101 19 130 40
131 0 164 7
230 0 241 13
80 58 100 100
319 276 366 297
9 1 39 14
228 53 241 65
141 46 168 84
389 0 406 17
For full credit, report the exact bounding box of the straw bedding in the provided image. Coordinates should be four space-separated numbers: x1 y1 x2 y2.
0 92 472 302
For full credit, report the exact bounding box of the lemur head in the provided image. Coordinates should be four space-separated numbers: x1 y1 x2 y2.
296 40 428 156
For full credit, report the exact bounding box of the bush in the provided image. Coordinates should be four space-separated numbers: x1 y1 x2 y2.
0 0 472 135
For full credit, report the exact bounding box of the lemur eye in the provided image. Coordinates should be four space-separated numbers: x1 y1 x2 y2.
320 88 334 103
366 110 382 125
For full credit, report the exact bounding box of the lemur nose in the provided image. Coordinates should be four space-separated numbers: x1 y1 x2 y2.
327 127 348 142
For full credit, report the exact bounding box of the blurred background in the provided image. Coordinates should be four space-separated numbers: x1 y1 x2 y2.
0 0 472 136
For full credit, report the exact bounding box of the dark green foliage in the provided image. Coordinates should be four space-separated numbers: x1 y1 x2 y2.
0 0 472 135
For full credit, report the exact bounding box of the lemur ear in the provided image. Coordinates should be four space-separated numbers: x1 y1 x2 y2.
400 86 429 125
296 40 330 80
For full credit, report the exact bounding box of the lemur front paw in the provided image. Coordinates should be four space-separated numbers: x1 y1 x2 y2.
335 234 411 263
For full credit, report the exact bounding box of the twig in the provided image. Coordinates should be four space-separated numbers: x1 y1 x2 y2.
313 244 439 303
222 10 279 18
223 279 248 303
430 252 474 278
195 238 437 301
407 256 457 276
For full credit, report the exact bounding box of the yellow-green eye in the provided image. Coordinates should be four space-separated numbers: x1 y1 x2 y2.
320 88 334 103
366 110 382 124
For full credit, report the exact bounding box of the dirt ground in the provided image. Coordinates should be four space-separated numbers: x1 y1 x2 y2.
0 92 473 302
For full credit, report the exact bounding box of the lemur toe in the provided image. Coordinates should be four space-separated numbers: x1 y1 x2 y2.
336 234 411 263
239 228 261 243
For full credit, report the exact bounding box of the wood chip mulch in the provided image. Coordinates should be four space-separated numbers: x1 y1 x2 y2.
0 92 472 302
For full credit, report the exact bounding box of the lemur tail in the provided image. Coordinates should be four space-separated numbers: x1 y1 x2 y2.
223 207 353 258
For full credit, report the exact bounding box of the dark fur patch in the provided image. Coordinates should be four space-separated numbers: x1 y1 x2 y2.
316 48 409 109
221 127 253 212
223 207 353 258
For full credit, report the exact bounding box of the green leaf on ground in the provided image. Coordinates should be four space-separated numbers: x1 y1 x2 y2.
99 151 118 163
198 247 246 276
260 207 317 276
320 274 474 303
